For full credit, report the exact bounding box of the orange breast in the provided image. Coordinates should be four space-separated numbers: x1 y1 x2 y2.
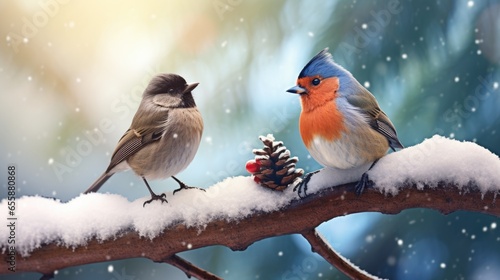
298 77 345 148
300 101 345 148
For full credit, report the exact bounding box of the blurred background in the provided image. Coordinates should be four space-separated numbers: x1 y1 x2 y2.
1 0 500 279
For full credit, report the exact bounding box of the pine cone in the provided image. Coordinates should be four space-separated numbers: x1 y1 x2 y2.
246 134 304 191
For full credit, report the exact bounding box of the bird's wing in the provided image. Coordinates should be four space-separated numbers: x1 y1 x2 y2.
346 91 404 151
105 123 166 173
371 111 404 151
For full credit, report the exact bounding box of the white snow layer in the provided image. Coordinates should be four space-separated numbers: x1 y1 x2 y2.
1 135 499 256
370 135 500 195
307 135 500 195
2 177 297 256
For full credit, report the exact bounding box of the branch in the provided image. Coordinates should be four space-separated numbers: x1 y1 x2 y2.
301 229 375 280
2 182 498 277
163 255 222 280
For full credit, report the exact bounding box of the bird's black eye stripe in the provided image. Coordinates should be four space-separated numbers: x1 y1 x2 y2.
312 78 321 86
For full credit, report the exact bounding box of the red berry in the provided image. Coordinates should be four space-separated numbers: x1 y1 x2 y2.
245 159 261 174
253 176 261 183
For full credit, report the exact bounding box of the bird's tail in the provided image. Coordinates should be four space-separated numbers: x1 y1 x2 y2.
83 173 113 194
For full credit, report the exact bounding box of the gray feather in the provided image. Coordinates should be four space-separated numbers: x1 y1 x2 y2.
83 172 112 194
346 87 404 151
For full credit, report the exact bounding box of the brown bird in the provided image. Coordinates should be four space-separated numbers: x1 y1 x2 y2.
84 73 204 206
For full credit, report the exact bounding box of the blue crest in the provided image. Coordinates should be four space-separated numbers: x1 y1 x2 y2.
298 48 350 80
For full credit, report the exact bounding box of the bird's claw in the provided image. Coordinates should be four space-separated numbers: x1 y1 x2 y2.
143 192 168 207
354 172 374 196
294 171 319 198
173 184 205 195
171 176 205 195
293 179 308 198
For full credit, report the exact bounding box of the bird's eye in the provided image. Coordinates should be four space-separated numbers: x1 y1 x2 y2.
168 88 174 93
312 78 321 86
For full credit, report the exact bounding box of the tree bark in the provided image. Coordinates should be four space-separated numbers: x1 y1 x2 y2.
301 229 375 280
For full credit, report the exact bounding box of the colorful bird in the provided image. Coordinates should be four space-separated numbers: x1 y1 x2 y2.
84 73 204 206
287 49 403 196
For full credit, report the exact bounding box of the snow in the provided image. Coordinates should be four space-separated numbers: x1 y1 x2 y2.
1 176 296 256
1 135 499 256
304 162 373 194
306 135 500 196
370 135 500 195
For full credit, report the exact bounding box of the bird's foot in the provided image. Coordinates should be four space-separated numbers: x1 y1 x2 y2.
172 176 205 195
143 192 168 207
293 170 319 198
355 159 379 196
173 183 205 195
354 172 374 196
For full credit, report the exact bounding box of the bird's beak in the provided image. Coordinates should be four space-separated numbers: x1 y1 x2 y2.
183 82 199 93
286 85 307 94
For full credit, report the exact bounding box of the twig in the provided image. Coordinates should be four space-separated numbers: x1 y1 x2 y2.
301 229 377 280
163 254 222 280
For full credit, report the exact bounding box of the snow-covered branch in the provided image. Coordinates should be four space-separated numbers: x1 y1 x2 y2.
1 181 499 278
1 135 499 279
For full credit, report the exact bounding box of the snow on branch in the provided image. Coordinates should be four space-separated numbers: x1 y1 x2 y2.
1 135 499 278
